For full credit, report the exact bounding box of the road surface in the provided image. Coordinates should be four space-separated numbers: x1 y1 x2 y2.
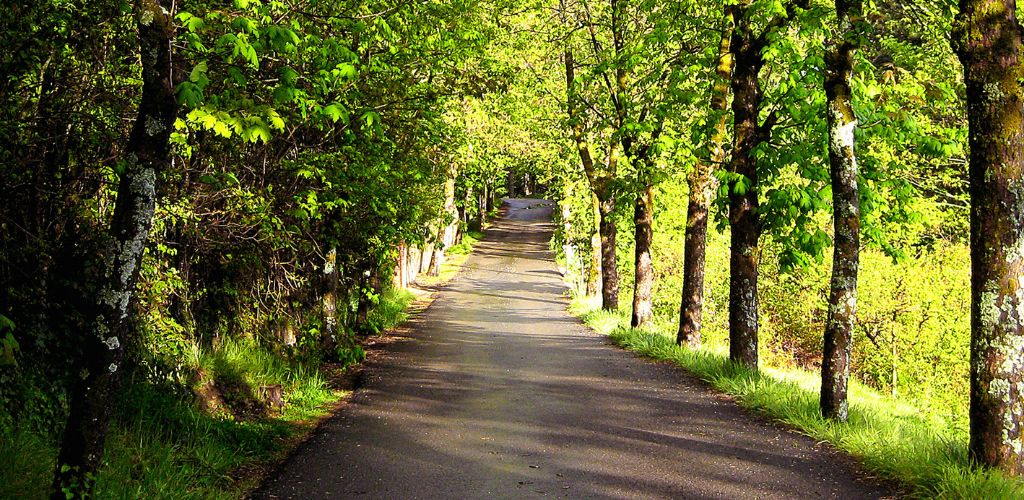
256 198 889 499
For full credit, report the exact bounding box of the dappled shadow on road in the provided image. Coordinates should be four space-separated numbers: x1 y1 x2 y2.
256 198 888 499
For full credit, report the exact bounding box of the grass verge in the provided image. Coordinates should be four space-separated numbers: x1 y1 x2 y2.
569 295 1024 499
0 288 419 499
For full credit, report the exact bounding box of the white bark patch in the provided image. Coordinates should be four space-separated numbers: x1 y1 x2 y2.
103 336 120 350
835 119 857 150
108 363 118 373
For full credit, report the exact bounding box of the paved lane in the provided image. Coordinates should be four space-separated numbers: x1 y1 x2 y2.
257 198 888 499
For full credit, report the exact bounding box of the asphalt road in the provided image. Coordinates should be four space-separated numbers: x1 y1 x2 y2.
256 198 889 499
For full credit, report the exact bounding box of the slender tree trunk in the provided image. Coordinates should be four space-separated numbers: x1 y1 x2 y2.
393 243 406 290
486 182 495 213
429 163 458 276
587 193 602 297
597 193 619 310
52 2 177 495
631 184 654 327
953 0 1024 475
820 0 862 423
321 246 339 358
725 18 768 370
477 187 487 230
678 6 735 347
564 42 619 311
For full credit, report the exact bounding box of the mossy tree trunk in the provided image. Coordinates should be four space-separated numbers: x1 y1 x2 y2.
52 1 177 496
678 5 735 347
820 0 863 423
726 6 767 370
953 0 1024 475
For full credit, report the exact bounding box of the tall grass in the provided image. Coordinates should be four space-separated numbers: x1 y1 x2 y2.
570 296 1024 499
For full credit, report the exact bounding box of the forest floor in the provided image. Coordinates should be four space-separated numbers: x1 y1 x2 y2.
254 198 891 499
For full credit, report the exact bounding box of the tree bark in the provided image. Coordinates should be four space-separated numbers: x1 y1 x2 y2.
564 38 620 311
587 193 602 297
631 184 654 327
476 187 487 230
429 164 458 276
820 0 862 423
321 246 339 358
726 10 766 370
597 193 620 310
678 6 735 347
953 0 1024 475
52 1 177 496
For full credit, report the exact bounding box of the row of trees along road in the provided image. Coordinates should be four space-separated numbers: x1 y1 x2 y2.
3 0 1024 495
543 0 1024 476
0 0 526 496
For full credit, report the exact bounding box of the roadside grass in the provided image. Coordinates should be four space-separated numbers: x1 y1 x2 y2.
570 295 1024 499
0 287 421 499
365 287 417 336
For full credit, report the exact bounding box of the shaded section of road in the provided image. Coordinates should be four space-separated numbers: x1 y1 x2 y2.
256 198 889 499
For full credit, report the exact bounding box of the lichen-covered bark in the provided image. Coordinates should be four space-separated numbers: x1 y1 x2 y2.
726 8 766 370
631 184 654 328
52 1 177 495
678 6 735 347
322 247 339 357
952 0 1024 475
820 0 863 423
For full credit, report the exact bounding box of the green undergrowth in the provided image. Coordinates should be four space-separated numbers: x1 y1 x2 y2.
569 296 1024 499
0 288 420 499
365 288 417 336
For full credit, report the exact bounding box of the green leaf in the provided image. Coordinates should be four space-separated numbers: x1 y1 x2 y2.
324 103 349 124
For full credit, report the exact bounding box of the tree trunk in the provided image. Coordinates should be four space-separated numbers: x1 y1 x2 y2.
486 183 495 213
52 1 177 495
321 246 339 358
820 0 862 423
406 245 420 286
587 193 602 297
631 184 654 327
477 187 487 230
678 6 735 347
726 12 767 371
953 0 1024 475
564 42 619 311
597 194 620 310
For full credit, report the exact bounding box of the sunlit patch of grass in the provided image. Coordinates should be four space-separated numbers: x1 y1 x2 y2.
570 295 1024 499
